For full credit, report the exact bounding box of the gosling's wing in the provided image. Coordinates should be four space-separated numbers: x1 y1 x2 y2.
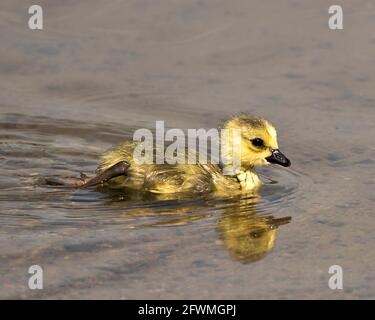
142 164 214 194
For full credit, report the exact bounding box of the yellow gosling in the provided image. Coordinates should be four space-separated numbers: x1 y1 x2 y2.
83 114 291 195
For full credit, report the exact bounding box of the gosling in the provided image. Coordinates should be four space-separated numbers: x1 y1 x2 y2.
78 114 291 195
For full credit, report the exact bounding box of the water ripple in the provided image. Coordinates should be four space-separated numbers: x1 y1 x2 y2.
0 113 307 233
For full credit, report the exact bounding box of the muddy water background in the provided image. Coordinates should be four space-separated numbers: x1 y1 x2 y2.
1 0 375 299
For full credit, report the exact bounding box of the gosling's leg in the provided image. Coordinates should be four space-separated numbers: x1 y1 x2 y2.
44 173 91 187
44 161 130 188
81 161 130 188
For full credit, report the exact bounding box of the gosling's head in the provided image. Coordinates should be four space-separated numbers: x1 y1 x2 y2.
223 114 291 169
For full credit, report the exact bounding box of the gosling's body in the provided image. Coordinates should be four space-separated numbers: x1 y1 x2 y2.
94 115 290 195
97 141 251 195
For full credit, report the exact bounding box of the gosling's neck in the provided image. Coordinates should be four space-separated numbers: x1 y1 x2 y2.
236 169 261 190
220 163 261 190
218 133 261 190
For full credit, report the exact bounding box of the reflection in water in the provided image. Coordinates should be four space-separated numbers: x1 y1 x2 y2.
217 200 291 263
101 188 291 264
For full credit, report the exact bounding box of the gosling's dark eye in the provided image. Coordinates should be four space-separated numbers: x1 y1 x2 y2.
251 138 264 147
249 230 265 239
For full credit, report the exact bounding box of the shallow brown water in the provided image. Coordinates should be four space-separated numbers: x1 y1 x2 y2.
1 1 375 299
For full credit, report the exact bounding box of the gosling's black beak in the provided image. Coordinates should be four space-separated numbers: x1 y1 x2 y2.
270 216 292 228
265 149 291 167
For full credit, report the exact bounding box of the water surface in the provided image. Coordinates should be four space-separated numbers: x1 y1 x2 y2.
1 0 375 299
